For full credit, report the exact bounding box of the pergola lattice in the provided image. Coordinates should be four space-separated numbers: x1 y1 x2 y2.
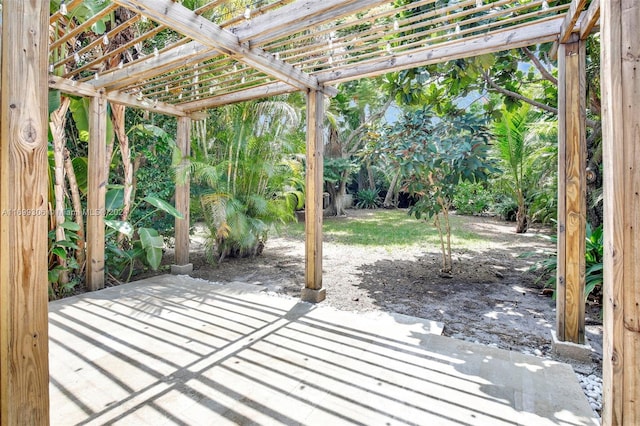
0 0 637 424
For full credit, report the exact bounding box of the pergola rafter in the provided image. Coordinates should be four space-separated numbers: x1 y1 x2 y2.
6 0 640 425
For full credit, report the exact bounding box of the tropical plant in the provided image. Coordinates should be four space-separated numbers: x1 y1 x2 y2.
356 189 381 209
530 224 604 301
492 103 533 233
104 189 184 281
187 100 302 263
383 107 497 273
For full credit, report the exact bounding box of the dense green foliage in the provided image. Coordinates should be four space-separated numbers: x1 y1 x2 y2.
531 224 604 302
188 100 302 263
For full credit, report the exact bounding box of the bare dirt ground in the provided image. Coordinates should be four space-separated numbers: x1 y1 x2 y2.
173 209 603 376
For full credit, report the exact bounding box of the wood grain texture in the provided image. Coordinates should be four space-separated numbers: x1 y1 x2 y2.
0 0 51 423
580 0 600 40
620 0 640 422
86 95 108 291
557 37 587 344
305 90 324 291
175 116 191 266
601 0 640 424
559 0 588 43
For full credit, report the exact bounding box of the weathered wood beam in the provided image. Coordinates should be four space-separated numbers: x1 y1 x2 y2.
556 36 586 344
232 0 392 46
113 0 336 96
86 94 108 291
174 116 191 268
0 1 50 423
580 0 600 40
181 81 298 111
317 16 564 85
91 41 215 91
559 0 589 44
301 89 325 303
49 76 188 117
601 0 640 424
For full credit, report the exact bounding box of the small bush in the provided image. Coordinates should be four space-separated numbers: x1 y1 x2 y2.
452 182 493 215
356 189 381 209
529 224 603 301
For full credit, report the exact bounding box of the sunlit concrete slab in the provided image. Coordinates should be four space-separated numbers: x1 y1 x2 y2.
49 275 598 426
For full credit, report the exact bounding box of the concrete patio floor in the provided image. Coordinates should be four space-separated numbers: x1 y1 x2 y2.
49 275 598 426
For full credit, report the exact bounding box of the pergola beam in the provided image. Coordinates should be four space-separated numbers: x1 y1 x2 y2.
559 0 589 44
181 81 298 111
49 76 188 117
232 0 393 46
316 17 564 85
580 0 600 40
91 41 216 91
113 0 335 96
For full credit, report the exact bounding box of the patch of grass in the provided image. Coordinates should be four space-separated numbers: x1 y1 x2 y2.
277 209 486 248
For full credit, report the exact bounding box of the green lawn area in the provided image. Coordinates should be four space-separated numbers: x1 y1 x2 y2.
278 209 486 247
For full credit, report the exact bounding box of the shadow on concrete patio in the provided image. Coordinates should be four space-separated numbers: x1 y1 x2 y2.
49 275 597 425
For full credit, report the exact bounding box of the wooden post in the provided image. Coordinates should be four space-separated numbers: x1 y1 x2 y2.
172 116 192 274
556 35 587 344
601 0 640 424
86 94 108 291
301 90 326 303
0 0 51 423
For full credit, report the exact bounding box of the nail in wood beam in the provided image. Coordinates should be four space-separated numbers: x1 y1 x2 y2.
86 94 108 291
0 0 51 423
556 35 586 344
172 116 192 274
301 89 326 303
601 0 640 424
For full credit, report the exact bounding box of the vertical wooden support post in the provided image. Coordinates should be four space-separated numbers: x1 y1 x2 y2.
172 116 193 274
0 0 51 423
601 0 640 424
86 94 108 291
556 35 587 344
301 90 326 303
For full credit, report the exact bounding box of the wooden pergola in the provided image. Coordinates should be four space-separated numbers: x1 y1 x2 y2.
0 0 637 424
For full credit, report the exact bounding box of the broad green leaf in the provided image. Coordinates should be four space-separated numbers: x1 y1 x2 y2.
54 240 79 250
138 228 163 248
104 219 134 238
51 247 67 260
72 157 89 194
139 227 164 270
59 221 81 231
143 196 184 219
105 188 124 212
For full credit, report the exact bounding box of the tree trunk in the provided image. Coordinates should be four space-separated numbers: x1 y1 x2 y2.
383 169 400 208
49 97 71 286
111 104 133 230
63 148 85 268
515 191 528 233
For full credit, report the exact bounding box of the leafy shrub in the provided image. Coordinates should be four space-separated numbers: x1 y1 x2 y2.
530 224 603 301
452 182 493 215
356 189 381 209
